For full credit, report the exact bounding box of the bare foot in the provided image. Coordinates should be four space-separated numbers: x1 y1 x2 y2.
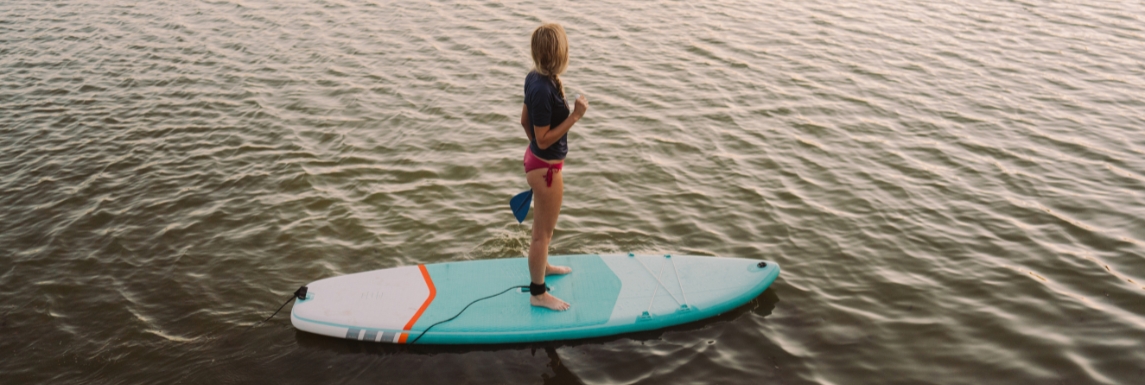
530 292 571 311
545 264 572 276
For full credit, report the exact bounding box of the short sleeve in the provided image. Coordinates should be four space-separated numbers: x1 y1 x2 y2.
526 84 553 128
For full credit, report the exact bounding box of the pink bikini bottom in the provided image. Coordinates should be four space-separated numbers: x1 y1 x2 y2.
523 147 563 187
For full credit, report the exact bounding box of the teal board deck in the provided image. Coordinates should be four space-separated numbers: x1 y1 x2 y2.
290 254 780 345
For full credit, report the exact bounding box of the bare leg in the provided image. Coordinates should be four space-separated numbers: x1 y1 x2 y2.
526 167 570 311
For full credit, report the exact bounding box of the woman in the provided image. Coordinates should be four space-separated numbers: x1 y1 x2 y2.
520 23 588 311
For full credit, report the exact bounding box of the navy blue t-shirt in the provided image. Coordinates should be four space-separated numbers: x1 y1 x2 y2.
524 71 570 160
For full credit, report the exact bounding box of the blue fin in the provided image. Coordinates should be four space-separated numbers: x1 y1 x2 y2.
510 190 533 224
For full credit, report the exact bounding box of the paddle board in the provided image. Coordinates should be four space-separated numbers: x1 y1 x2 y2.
290 253 779 344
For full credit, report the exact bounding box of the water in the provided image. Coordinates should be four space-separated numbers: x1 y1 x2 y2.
2 0 1143 383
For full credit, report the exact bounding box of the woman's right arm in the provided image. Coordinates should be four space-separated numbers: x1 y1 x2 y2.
521 104 535 143
533 95 588 150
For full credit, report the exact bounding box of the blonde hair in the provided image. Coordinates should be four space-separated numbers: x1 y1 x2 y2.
531 23 569 100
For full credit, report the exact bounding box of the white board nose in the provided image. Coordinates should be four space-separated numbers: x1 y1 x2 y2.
292 264 435 342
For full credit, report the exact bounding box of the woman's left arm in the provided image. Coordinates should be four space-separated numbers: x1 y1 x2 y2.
520 104 535 142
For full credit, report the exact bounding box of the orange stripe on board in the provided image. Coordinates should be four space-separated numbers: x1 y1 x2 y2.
400 264 436 343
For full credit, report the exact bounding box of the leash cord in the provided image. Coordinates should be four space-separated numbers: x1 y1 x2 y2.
244 286 308 333
408 285 530 344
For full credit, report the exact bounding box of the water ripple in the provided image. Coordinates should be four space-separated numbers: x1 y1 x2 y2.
2 0 1144 384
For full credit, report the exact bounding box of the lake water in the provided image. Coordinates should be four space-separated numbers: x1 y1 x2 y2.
2 0 1143 383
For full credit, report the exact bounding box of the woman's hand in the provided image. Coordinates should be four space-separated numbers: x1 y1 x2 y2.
573 94 588 118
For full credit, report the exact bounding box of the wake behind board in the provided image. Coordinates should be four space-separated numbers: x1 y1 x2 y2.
290 254 780 344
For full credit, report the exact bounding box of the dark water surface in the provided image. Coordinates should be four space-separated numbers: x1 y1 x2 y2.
2 0 1144 383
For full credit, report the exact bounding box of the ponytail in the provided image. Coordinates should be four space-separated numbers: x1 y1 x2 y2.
531 23 569 101
551 74 565 101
